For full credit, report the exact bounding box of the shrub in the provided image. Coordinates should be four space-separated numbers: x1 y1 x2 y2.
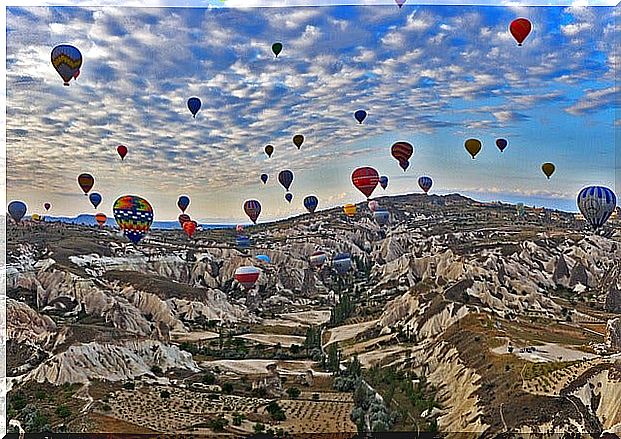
207 416 229 432
286 387 301 399
151 365 163 375
222 382 234 394
160 390 171 398
56 404 72 419
253 423 265 433
202 372 216 385
122 381 135 390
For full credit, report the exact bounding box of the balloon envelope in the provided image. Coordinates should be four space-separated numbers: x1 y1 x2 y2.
368 200 379 212
264 144 274 158
234 266 260 289
293 135 304 149
177 196 190 213
391 141 413 165
418 176 433 194
272 42 283 57
244 200 262 224
117 145 128 160
113 195 154 244
44 203 51 211
183 220 197 238
304 195 318 213
256 254 271 263
261 173 269 184
8 201 27 223
343 204 357 218
374 210 390 226
187 97 201 118
465 139 482 159
395 0 406 7
278 170 294 191
577 186 617 230
354 110 367 124
352 167 380 199
89 192 102 209
236 235 251 249
95 213 107 227
285 193 293 203
379 176 389 190
510 18 532 46
236 224 244 234
51 45 82 86
541 163 555 179
78 173 94 195
333 253 352 274
496 138 508 152
178 214 191 227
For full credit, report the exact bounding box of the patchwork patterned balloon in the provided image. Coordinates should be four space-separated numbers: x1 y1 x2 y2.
113 195 154 244
51 45 82 86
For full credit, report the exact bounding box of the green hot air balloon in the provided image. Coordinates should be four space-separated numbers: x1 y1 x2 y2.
272 42 283 58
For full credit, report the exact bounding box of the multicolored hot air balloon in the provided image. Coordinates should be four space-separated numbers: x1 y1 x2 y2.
234 266 261 289
187 97 201 118
374 210 390 226
178 196 190 213
278 170 294 191
577 186 617 230
95 213 107 228
509 18 532 46
44 203 51 211
256 254 271 263
379 176 388 190
496 138 508 153
236 235 251 249
261 173 269 184
368 200 379 212
265 144 274 158
8 201 27 223
465 139 482 159
272 42 283 58
183 220 197 238
343 204 357 218
236 224 244 234
391 142 413 171
418 176 433 194
304 195 318 213
89 192 102 209
293 135 304 149
310 250 327 268
333 253 352 275
354 110 367 124
112 195 154 244
541 163 555 179
78 173 94 195
117 145 128 160
285 193 293 203
51 45 82 86
352 167 380 199
244 200 262 224
178 214 191 227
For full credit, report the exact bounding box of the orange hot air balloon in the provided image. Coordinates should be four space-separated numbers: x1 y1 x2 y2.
95 213 107 227
183 220 197 238
343 203 357 218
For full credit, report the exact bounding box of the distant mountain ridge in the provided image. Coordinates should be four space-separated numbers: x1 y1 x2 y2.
28 214 234 230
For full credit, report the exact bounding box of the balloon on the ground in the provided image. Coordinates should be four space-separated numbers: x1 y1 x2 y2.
310 250 327 268
51 44 82 86
496 139 508 152
244 200 262 224
256 254 271 263
374 210 390 226
272 42 283 57
343 203 357 218
541 163 555 179
379 176 389 190
187 97 201 118
278 170 294 191
368 200 379 212
354 110 367 124
304 195 318 213
333 253 352 274
293 135 304 149
418 176 433 194
78 173 94 195
465 139 482 159
8 201 27 223
95 213 107 227
234 266 261 289
117 145 128 160
510 18 532 46
264 144 274 158
352 167 380 199
261 173 268 184
31 214 42 222
113 195 154 244
89 192 102 209
236 224 244 234
577 186 617 230
236 235 251 249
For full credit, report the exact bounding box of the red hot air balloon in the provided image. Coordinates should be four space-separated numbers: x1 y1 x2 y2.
178 214 191 227
391 142 413 171
234 266 261 290
352 167 380 199
510 18 532 46
95 213 107 228
183 220 197 238
117 145 128 160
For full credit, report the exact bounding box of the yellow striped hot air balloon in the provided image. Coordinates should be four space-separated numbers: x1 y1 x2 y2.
343 203 357 218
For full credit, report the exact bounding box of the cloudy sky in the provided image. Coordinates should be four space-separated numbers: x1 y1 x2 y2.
5 2 618 222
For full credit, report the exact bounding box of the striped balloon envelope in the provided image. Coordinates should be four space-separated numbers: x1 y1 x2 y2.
304 195 318 214
577 186 617 230
391 142 413 168
351 167 380 199
343 203 357 218
244 200 262 224
234 266 261 289
418 176 433 194
95 213 107 227
112 195 154 244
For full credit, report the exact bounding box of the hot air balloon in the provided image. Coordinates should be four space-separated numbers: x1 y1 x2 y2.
261 173 269 184
272 42 283 58
51 45 82 86
244 200 262 224
496 138 508 153
113 195 154 244
509 18 532 46
368 200 379 212
264 144 274 158
379 176 389 190
418 176 433 194
293 135 304 149
343 204 357 218
374 210 390 226
310 250 327 268
354 110 367 124
395 0 406 7
234 266 261 289
278 170 294 191
178 195 190 213
178 214 190 227
236 235 251 249
8 201 27 223
236 224 244 234
285 193 293 203
577 186 617 230
352 167 380 199
73 69 80 80
44 203 51 211
541 163 555 179
78 173 94 195
183 220 197 238
117 145 128 160
95 213 107 227
333 253 352 275
465 139 482 159
89 192 102 209
391 142 413 170
31 214 42 222
304 195 318 214
187 97 201 118
256 254 271 263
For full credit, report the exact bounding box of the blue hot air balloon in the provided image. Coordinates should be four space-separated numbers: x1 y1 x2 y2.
8 200 27 223
577 186 617 230
278 170 294 191
379 176 388 190
418 176 433 194
51 45 82 86
304 195 318 213
89 192 102 209
354 110 367 124
285 193 293 203
236 235 251 249
177 195 190 213
374 210 390 226
187 97 201 118
256 254 271 263
261 174 269 184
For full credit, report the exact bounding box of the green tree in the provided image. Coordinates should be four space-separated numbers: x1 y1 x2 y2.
202 372 216 385
222 382 234 394
253 423 266 433
286 387 301 399
56 404 71 419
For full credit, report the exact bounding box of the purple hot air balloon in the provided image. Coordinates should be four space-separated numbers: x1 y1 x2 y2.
379 176 388 190
399 160 409 172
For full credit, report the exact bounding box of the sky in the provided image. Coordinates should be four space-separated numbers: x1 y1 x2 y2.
4 2 619 223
